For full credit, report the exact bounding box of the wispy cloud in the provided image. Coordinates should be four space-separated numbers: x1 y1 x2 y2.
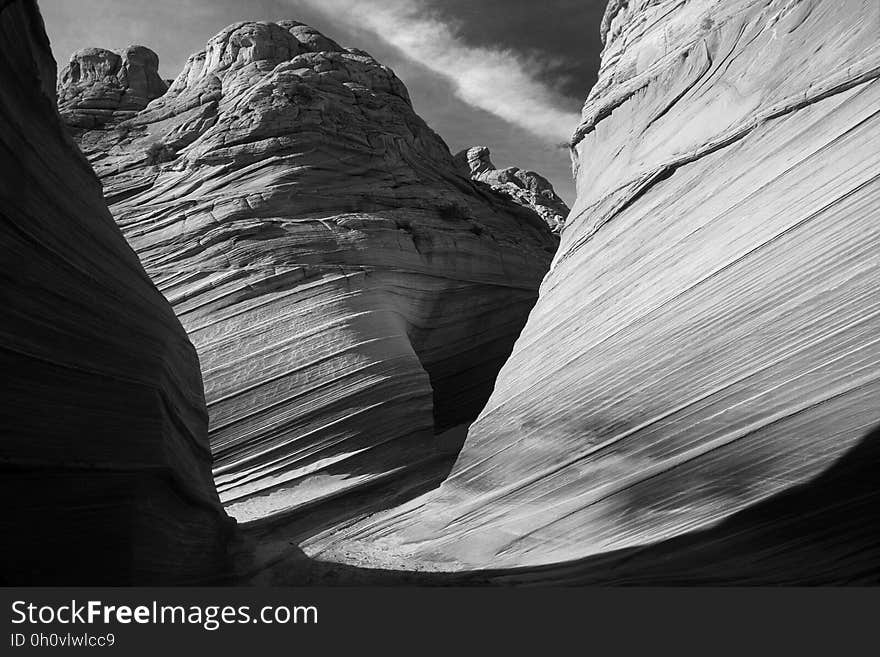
293 0 581 145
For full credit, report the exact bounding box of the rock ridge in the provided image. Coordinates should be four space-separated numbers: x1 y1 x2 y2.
455 146 570 231
58 44 168 128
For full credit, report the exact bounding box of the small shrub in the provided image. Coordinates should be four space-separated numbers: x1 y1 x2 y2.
144 140 176 165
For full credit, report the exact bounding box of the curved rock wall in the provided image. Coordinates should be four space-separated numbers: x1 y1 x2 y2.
308 0 880 574
63 21 557 525
0 0 231 584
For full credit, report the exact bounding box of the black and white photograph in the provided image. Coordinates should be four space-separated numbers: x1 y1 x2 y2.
1 0 879 650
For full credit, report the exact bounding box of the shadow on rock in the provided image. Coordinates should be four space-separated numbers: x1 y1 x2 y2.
247 422 880 585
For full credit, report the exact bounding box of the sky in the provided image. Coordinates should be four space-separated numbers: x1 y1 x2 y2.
39 0 609 204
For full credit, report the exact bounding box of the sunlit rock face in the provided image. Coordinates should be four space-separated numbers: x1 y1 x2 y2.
304 0 880 575
454 146 571 231
62 21 557 525
0 0 231 584
58 45 168 128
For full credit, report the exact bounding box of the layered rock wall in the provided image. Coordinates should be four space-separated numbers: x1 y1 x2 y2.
0 0 231 584
63 21 558 525
310 0 880 575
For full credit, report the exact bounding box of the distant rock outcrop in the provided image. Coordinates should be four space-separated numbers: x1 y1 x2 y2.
455 146 570 231
62 21 558 527
0 0 231 584
298 0 880 580
58 45 168 128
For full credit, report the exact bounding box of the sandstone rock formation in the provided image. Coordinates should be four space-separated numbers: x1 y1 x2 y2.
0 0 231 584
297 0 880 580
62 21 557 527
455 146 570 230
58 45 168 129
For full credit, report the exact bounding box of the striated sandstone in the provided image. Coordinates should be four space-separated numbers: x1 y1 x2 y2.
454 146 570 231
62 21 558 527
0 0 231 584
299 0 880 580
58 44 168 128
